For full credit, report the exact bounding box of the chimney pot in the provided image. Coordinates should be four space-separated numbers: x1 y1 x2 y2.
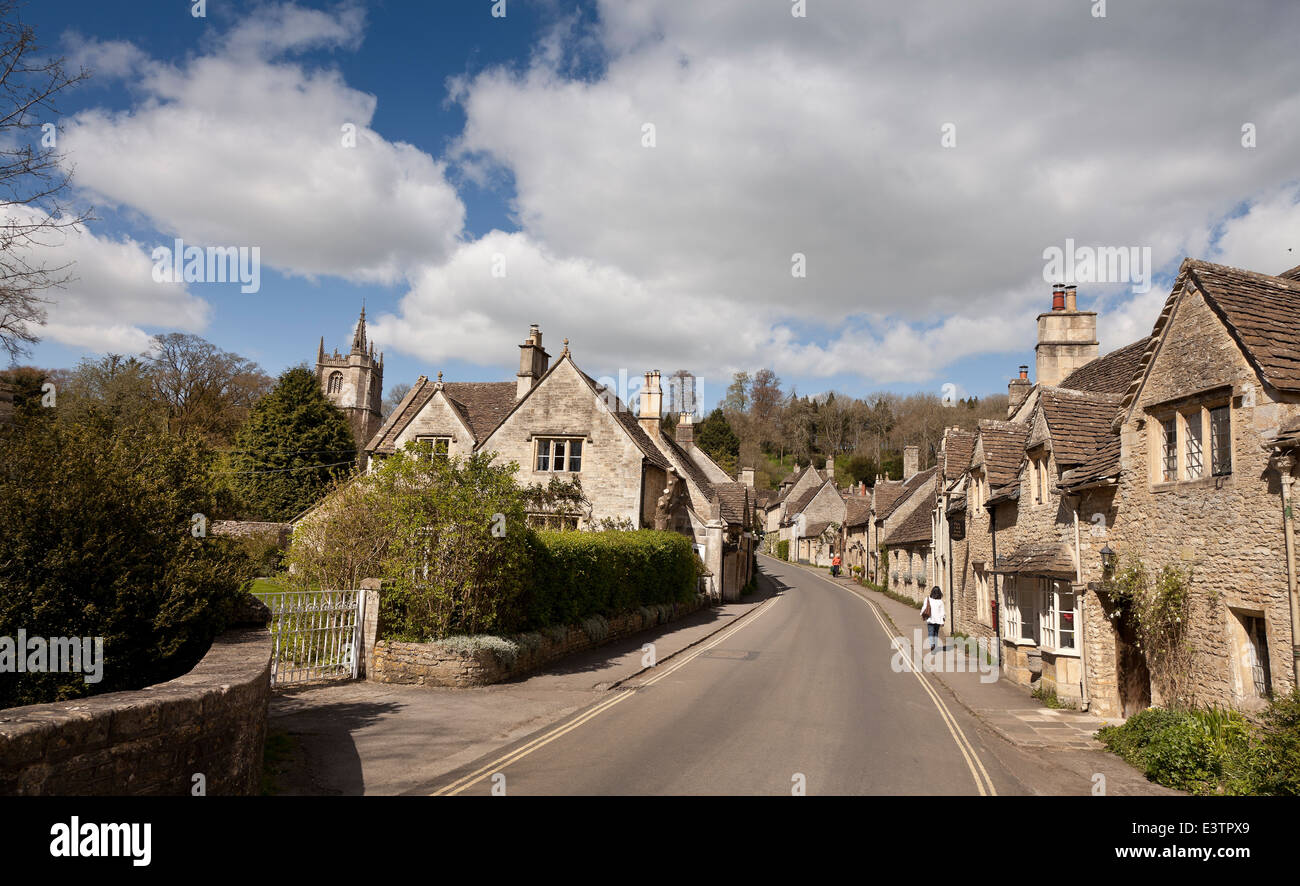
1052 284 1066 311
1064 285 1078 312
1019 365 1028 380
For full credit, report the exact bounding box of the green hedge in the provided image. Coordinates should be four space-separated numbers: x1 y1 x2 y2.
520 530 699 631
776 539 790 561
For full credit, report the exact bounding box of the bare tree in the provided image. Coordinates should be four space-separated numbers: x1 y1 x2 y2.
143 333 273 443
0 2 90 361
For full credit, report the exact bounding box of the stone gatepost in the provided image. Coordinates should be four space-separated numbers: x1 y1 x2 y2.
359 578 385 679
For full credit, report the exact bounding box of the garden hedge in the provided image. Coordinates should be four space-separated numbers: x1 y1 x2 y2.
520 530 699 631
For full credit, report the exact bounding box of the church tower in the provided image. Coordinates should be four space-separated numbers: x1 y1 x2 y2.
316 306 384 464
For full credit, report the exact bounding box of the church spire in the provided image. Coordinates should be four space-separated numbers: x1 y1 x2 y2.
351 304 367 355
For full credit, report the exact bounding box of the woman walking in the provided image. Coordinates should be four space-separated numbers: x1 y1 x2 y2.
921 586 945 653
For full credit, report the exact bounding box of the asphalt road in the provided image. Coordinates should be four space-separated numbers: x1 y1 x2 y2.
427 557 1026 796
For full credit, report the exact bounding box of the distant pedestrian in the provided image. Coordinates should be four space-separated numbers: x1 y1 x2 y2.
921 587 945 652
831 554 842 577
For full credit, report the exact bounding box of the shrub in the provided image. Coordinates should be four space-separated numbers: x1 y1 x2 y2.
522 530 698 632
0 416 255 707
1252 690 1300 796
776 540 790 561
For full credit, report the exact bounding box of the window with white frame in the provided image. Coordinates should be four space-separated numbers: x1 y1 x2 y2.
1003 578 1039 643
1038 579 1077 651
535 437 584 472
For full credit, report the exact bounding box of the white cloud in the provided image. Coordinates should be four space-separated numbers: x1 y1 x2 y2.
8 207 209 354
60 4 464 285
416 0 1300 385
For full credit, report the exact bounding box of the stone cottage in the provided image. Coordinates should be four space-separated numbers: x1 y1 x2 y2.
352 322 756 600
1061 259 1300 716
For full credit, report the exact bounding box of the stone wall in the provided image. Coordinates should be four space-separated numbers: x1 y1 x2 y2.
0 618 272 796
371 594 713 688
211 520 292 547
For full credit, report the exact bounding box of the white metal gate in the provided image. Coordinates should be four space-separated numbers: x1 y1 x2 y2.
261 589 362 687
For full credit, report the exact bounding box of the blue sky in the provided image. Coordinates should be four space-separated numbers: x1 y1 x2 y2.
16 0 1300 411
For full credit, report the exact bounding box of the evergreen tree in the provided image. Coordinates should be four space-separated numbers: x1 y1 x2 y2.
229 366 356 520
697 407 740 473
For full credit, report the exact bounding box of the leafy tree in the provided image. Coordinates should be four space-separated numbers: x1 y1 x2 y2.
288 448 532 639
697 407 740 473
57 354 165 433
0 415 255 707
228 366 356 521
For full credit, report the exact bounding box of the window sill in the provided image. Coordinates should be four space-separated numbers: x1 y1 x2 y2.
1150 474 1232 493
1040 646 1080 658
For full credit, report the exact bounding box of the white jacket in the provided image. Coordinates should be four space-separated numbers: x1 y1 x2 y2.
921 597 945 625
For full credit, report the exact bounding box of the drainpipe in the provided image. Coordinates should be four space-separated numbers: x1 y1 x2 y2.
1273 452 1300 689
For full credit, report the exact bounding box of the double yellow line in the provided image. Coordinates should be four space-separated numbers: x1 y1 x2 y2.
775 557 997 797
431 595 782 796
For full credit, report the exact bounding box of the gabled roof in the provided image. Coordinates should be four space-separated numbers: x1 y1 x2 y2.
878 466 938 523
1035 387 1125 467
1059 337 1151 395
658 433 716 501
573 368 672 471
1118 259 1300 427
973 420 1029 491
844 496 872 528
714 482 751 525
941 428 977 482
442 382 517 441
871 478 906 521
1059 431 1122 491
885 484 936 546
775 464 823 504
785 484 823 519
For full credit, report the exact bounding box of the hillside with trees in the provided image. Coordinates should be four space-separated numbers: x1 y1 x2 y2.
687 369 1009 489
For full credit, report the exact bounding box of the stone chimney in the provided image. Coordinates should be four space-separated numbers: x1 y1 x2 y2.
858 480 866 496
824 456 833 480
638 370 663 438
1036 285 1098 387
516 325 551 399
903 445 919 481
675 411 694 447
1008 364 1031 417
740 466 755 488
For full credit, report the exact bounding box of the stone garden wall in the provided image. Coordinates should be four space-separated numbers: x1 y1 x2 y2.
371 594 713 688
0 603 273 796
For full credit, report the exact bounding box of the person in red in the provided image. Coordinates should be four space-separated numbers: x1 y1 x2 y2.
831 553 842 577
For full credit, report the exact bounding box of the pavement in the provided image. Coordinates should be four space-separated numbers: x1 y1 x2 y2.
267 556 1177 795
